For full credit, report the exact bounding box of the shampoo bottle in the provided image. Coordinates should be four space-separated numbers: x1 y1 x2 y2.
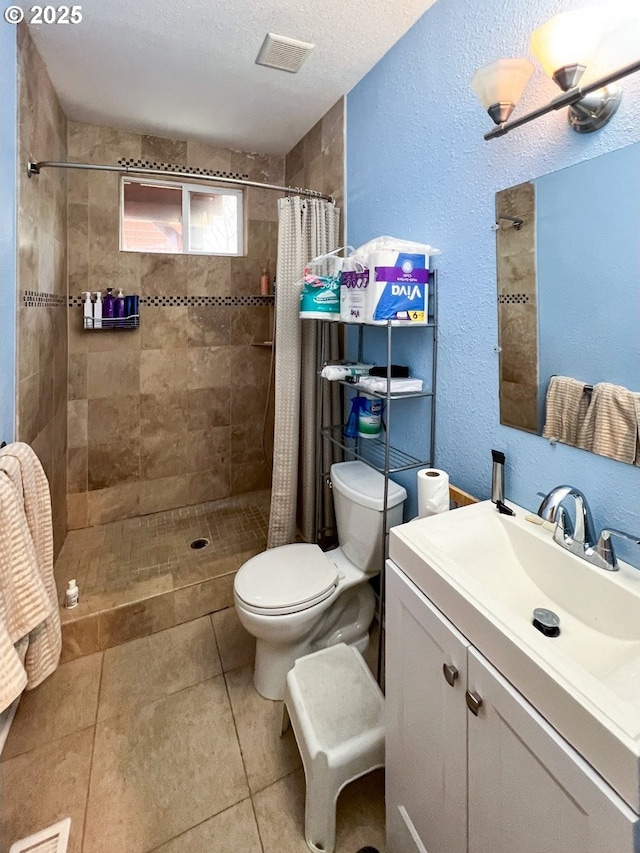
103 287 115 322
260 268 270 295
93 291 103 329
115 288 125 327
83 291 92 328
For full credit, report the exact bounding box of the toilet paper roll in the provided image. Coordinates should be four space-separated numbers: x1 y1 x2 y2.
417 468 450 518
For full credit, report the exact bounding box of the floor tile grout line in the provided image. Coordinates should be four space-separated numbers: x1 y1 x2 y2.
81 650 105 853
248 791 267 853
207 611 224 677
221 668 256 828
141 797 259 853
95 669 227 727
0 722 96 766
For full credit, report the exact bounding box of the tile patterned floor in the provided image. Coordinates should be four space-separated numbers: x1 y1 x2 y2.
54 490 270 618
0 612 385 853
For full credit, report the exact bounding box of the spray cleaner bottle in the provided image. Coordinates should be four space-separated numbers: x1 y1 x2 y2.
344 397 363 438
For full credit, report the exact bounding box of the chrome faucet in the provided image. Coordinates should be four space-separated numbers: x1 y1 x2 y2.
537 485 640 571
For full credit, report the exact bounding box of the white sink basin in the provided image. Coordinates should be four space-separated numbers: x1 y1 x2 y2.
389 500 640 811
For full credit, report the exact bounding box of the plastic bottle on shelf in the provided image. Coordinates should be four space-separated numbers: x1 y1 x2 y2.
103 287 115 324
358 394 383 438
344 397 362 438
83 291 92 329
115 288 125 327
260 268 270 295
93 291 103 329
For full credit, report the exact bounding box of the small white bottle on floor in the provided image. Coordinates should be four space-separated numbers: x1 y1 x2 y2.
65 579 79 608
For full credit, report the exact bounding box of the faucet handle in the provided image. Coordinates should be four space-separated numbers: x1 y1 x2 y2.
552 505 574 547
595 529 640 572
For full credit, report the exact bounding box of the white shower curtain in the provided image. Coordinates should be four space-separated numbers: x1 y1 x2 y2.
267 197 340 548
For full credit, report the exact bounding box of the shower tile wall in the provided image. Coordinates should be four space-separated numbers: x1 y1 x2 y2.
495 181 538 433
285 97 345 241
67 122 282 529
16 26 68 554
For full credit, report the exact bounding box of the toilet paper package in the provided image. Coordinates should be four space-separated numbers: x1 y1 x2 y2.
417 468 450 518
340 266 369 323
367 251 429 325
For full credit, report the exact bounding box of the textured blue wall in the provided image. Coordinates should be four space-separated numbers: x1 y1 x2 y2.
0 23 17 444
347 0 640 547
536 143 640 427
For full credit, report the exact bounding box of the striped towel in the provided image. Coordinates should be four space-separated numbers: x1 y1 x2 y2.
542 376 591 448
577 383 640 466
0 442 61 712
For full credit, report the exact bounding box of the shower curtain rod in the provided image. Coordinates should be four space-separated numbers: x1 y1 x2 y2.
26 160 335 203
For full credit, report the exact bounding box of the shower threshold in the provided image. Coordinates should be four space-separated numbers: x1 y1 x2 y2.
54 490 270 660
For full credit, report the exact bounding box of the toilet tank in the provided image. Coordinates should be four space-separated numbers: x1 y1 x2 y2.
330 461 407 574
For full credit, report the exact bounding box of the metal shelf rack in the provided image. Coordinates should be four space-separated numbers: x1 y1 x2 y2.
316 269 438 686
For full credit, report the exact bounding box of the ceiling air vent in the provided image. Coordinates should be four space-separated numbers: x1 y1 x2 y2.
255 33 314 73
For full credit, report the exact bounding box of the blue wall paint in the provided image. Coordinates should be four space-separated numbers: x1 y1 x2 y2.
0 23 17 443
537 143 640 425
347 0 640 548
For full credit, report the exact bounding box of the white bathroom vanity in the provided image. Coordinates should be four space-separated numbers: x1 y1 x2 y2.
385 500 640 853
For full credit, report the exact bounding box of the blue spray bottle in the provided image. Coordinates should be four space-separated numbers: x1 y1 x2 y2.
344 397 363 438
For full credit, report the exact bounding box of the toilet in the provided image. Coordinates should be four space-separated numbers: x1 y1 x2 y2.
233 461 407 699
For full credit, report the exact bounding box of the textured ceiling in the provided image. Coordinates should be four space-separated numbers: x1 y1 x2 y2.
28 0 438 155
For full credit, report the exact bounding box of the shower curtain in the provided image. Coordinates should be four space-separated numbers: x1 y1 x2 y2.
267 196 340 548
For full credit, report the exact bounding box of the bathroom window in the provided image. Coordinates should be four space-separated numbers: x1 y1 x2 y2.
120 178 244 256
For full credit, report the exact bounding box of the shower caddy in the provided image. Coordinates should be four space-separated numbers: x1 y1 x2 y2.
315 268 438 684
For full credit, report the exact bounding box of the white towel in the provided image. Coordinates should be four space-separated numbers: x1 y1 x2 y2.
355 376 424 394
576 382 640 465
0 442 61 711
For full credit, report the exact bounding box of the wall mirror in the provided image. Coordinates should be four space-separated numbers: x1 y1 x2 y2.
495 142 640 465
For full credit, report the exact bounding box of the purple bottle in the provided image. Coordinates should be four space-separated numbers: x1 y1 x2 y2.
115 289 125 327
103 288 115 325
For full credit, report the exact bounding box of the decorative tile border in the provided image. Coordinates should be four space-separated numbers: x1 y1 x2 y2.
118 158 249 182
23 291 67 307
142 295 275 307
67 294 274 308
498 293 530 304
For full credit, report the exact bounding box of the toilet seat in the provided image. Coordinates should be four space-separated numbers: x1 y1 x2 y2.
234 543 339 616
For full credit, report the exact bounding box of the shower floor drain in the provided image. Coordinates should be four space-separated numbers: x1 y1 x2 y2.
190 538 210 550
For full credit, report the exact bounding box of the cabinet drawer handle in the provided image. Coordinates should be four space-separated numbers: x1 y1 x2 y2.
442 663 458 686
466 690 483 716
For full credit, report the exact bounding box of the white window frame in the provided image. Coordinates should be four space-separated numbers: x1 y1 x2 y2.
120 177 245 256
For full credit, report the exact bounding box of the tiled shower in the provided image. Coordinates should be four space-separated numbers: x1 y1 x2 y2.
15 24 344 659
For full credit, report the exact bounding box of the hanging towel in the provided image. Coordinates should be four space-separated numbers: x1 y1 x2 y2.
542 376 591 448
576 382 640 465
0 442 61 712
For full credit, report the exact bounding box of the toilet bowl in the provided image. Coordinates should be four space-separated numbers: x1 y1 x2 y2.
234 461 407 699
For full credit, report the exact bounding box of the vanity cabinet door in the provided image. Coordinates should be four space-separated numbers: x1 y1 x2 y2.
386 561 470 853
467 648 638 853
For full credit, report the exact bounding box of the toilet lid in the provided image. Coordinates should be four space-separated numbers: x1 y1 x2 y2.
234 543 338 612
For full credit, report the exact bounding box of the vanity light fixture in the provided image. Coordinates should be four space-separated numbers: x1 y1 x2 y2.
472 6 640 140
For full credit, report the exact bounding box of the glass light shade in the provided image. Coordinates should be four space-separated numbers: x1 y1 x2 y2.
530 7 606 85
471 59 535 122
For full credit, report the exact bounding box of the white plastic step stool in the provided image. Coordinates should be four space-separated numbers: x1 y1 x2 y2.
282 643 385 853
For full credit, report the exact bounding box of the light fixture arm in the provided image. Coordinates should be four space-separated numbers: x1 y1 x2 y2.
485 57 640 140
